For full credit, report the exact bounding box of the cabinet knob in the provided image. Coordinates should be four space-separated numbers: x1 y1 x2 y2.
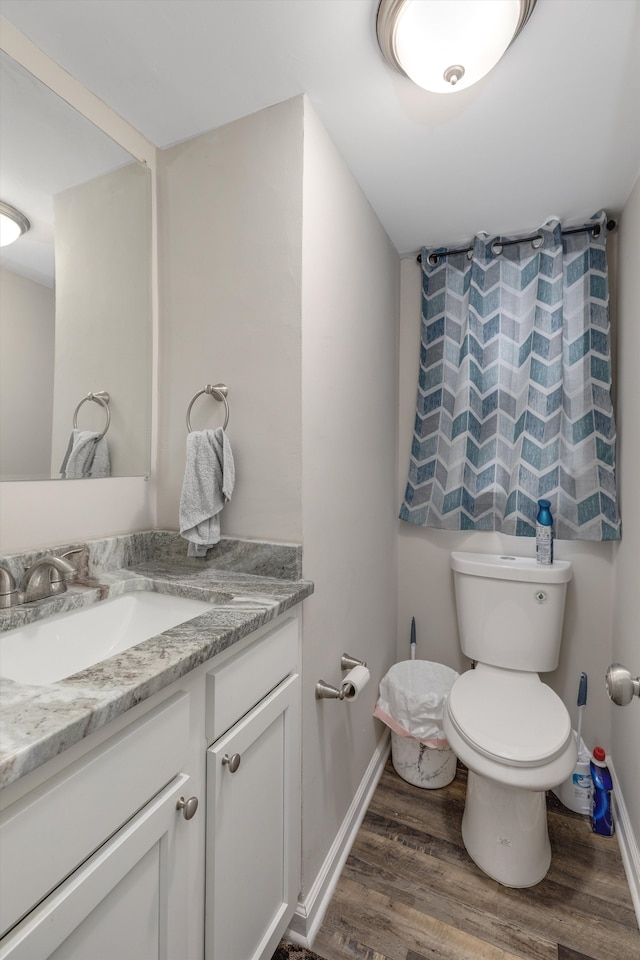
221 752 241 773
176 795 199 820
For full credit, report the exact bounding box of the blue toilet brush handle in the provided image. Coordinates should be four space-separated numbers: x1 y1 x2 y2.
576 672 587 748
577 672 588 707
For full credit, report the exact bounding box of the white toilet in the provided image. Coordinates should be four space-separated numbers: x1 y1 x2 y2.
442 551 577 888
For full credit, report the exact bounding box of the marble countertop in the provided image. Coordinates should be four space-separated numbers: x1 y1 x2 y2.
0 537 313 790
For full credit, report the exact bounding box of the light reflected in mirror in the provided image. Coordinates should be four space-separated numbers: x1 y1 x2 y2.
0 50 152 481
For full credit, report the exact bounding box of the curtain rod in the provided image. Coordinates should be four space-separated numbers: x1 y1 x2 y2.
416 218 617 265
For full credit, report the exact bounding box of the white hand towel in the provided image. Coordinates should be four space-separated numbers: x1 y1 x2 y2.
60 429 111 478
179 428 235 557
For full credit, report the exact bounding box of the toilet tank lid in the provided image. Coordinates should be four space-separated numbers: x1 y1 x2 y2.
450 552 572 583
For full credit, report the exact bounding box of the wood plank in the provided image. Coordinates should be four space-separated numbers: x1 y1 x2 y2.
313 925 394 960
368 768 467 832
342 830 556 960
317 876 531 960
347 828 499 916
358 808 470 869
546 812 638 915
495 882 639 960
556 946 599 960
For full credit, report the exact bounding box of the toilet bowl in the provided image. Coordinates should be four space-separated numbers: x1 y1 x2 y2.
445 551 575 888
443 664 577 887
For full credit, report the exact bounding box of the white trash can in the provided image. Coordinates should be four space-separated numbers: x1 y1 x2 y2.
374 660 458 789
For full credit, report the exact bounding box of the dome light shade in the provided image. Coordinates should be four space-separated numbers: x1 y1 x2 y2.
0 201 30 247
377 0 537 94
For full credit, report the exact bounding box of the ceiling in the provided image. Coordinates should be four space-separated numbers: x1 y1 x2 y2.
1 0 639 256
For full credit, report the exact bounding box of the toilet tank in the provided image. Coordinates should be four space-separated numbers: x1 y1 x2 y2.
450 552 573 672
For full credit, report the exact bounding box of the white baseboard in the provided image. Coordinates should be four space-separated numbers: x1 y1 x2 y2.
610 759 640 930
286 731 390 947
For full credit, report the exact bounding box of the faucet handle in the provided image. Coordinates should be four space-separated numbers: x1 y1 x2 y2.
58 546 86 574
59 547 84 561
48 550 81 595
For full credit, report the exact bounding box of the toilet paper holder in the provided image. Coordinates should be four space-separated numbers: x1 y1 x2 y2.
315 653 368 700
315 680 345 700
341 653 367 671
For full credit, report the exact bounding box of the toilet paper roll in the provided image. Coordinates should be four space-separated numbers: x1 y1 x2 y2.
340 665 370 701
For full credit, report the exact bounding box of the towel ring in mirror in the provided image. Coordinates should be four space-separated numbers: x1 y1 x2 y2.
73 391 111 439
186 383 229 433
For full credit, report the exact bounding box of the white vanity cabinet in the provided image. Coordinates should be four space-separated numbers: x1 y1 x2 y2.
0 693 195 960
205 616 301 960
0 608 303 960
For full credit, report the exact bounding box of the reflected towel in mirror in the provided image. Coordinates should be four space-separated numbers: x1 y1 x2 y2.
60 429 111 479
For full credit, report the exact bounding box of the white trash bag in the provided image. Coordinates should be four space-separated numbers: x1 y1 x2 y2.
374 660 459 788
374 659 458 745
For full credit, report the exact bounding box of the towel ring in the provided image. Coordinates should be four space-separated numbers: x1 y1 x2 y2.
186 383 229 432
72 391 111 439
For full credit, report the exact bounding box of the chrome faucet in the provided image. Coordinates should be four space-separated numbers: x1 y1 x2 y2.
22 554 78 603
0 565 23 608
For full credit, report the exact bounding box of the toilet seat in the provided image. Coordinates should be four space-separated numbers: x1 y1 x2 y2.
447 666 572 768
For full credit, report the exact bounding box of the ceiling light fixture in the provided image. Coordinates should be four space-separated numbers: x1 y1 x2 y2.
0 201 30 247
377 0 537 94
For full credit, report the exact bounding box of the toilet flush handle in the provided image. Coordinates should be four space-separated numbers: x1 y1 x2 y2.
605 663 640 706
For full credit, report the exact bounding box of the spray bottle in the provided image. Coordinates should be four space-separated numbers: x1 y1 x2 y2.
536 499 553 565
590 747 614 837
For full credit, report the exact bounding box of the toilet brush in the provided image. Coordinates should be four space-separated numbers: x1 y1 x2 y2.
410 617 416 660
552 671 592 814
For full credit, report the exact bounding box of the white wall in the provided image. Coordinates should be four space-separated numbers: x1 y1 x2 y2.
0 23 157 555
156 96 400 936
397 256 616 756
156 98 304 541
612 174 640 845
0 267 54 479
299 100 399 911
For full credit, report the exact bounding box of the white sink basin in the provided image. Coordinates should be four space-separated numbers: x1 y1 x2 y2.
0 591 215 686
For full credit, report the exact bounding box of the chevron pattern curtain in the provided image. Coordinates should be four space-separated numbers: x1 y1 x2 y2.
400 212 620 540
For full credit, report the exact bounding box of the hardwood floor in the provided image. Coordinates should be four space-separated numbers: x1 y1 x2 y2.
308 762 639 960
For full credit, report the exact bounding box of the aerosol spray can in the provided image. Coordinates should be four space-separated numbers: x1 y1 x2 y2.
536 499 553 565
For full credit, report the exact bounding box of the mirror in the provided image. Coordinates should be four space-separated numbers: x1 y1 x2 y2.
0 50 152 481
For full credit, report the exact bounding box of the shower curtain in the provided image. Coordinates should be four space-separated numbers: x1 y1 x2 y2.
400 211 620 540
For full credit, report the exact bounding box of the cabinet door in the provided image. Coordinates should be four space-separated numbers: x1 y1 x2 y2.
206 674 301 960
0 774 192 960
